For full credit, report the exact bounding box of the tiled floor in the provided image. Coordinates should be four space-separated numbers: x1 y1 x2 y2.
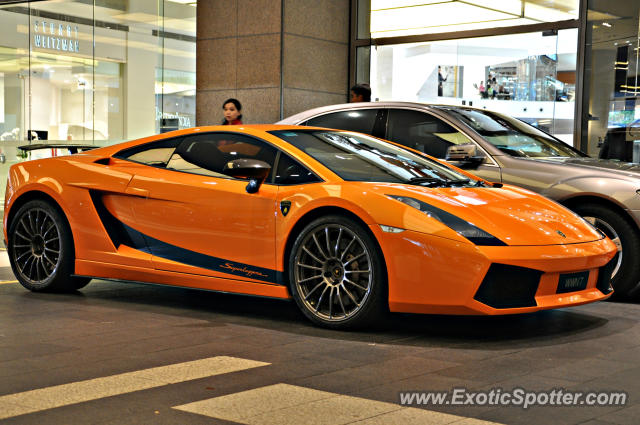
0 261 638 424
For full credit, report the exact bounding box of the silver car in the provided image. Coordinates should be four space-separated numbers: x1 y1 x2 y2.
279 102 640 299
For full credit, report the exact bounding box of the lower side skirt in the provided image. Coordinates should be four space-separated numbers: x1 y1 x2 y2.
74 259 291 300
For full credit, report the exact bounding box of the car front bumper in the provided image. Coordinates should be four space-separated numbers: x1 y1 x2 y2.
372 227 617 315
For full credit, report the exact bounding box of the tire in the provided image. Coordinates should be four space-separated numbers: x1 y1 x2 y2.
288 215 387 329
8 199 90 292
573 203 640 299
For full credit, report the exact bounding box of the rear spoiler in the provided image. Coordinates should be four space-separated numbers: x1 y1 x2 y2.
18 144 98 154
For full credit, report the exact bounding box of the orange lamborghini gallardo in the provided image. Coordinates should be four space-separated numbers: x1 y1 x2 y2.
3 125 617 328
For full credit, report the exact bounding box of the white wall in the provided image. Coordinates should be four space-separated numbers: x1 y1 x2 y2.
125 31 158 140
0 74 4 124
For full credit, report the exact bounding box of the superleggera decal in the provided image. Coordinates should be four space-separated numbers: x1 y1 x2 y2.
140 231 280 283
220 263 269 278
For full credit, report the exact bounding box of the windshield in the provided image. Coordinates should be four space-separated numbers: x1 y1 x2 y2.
270 129 479 186
438 107 587 158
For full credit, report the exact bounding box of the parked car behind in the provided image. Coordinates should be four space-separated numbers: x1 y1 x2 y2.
279 102 640 299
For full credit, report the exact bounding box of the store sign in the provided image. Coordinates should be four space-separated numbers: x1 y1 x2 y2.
32 20 80 53
156 108 193 128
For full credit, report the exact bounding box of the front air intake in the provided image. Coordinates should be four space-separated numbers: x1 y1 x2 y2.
474 264 542 309
596 253 618 295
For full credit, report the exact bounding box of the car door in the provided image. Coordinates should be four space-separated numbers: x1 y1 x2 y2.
385 108 502 182
123 132 280 284
305 108 387 138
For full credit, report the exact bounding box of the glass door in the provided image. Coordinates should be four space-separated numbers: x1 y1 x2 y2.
583 0 640 162
370 29 578 144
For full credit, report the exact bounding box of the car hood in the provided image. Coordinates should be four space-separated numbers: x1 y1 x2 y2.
532 157 640 176
374 183 604 246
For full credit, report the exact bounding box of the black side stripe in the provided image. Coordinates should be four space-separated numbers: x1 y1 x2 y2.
90 191 283 284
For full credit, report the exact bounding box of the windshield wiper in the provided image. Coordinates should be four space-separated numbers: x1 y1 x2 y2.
407 177 471 187
407 177 444 187
439 178 470 187
408 177 439 183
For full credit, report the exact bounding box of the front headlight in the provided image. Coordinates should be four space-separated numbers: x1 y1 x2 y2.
388 195 506 246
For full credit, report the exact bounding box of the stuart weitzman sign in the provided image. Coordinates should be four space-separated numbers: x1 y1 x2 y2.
32 20 79 53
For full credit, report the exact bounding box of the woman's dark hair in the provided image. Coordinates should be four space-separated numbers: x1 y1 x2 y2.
350 83 371 102
221 98 243 124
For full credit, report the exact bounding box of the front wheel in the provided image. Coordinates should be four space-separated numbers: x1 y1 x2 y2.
573 203 640 299
8 199 89 292
288 215 387 329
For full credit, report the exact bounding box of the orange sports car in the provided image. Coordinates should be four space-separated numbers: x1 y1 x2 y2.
3 125 617 328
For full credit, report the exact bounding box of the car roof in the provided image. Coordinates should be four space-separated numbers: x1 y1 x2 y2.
276 101 484 124
83 124 378 156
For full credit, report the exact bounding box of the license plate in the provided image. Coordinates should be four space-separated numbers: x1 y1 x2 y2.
557 271 589 294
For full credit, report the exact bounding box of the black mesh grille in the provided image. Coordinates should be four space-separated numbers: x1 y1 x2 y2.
474 264 542 309
596 253 618 295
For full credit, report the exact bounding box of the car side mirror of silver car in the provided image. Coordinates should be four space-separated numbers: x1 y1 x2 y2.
224 159 271 193
445 144 485 168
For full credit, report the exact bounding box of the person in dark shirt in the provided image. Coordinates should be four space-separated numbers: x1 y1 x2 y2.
350 83 371 102
438 66 448 96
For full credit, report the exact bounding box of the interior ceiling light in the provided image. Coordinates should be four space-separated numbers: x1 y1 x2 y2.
370 0 582 39
464 0 522 15
372 0 445 9
587 10 621 21
371 2 518 36
524 3 575 21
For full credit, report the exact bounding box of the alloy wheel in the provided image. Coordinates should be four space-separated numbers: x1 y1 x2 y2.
293 224 373 322
12 207 61 284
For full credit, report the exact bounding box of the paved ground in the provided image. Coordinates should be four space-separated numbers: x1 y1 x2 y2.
0 254 639 424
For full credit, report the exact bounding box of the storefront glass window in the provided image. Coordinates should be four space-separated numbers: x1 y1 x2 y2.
583 0 640 163
0 0 196 205
370 29 578 144
370 0 579 38
29 1 97 143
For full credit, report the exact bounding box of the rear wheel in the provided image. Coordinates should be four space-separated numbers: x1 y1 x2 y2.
8 199 90 292
573 203 640 299
288 215 387 329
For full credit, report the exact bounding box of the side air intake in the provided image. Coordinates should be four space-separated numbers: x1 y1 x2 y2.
474 264 542 309
596 253 618 295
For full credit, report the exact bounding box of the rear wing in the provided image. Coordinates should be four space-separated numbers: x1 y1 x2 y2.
18 144 98 155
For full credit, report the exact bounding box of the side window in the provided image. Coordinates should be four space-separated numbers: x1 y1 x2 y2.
387 109 476 159
167 133 277 178
307 109 379 136
114 137 182 166
274 153 321 185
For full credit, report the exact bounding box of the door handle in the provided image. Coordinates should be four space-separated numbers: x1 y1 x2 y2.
125 187 149 198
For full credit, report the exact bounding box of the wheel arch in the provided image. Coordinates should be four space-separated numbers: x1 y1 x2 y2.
560 194 639 230
6 190 78 261
281 206 389 291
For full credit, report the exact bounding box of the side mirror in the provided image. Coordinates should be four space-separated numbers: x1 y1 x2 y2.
223 159 271 193
445 144 485 168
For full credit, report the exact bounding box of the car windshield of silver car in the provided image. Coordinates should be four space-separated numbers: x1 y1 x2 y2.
440 107 588 159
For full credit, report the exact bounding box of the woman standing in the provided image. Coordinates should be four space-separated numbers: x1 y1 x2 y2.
222 98 243 125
